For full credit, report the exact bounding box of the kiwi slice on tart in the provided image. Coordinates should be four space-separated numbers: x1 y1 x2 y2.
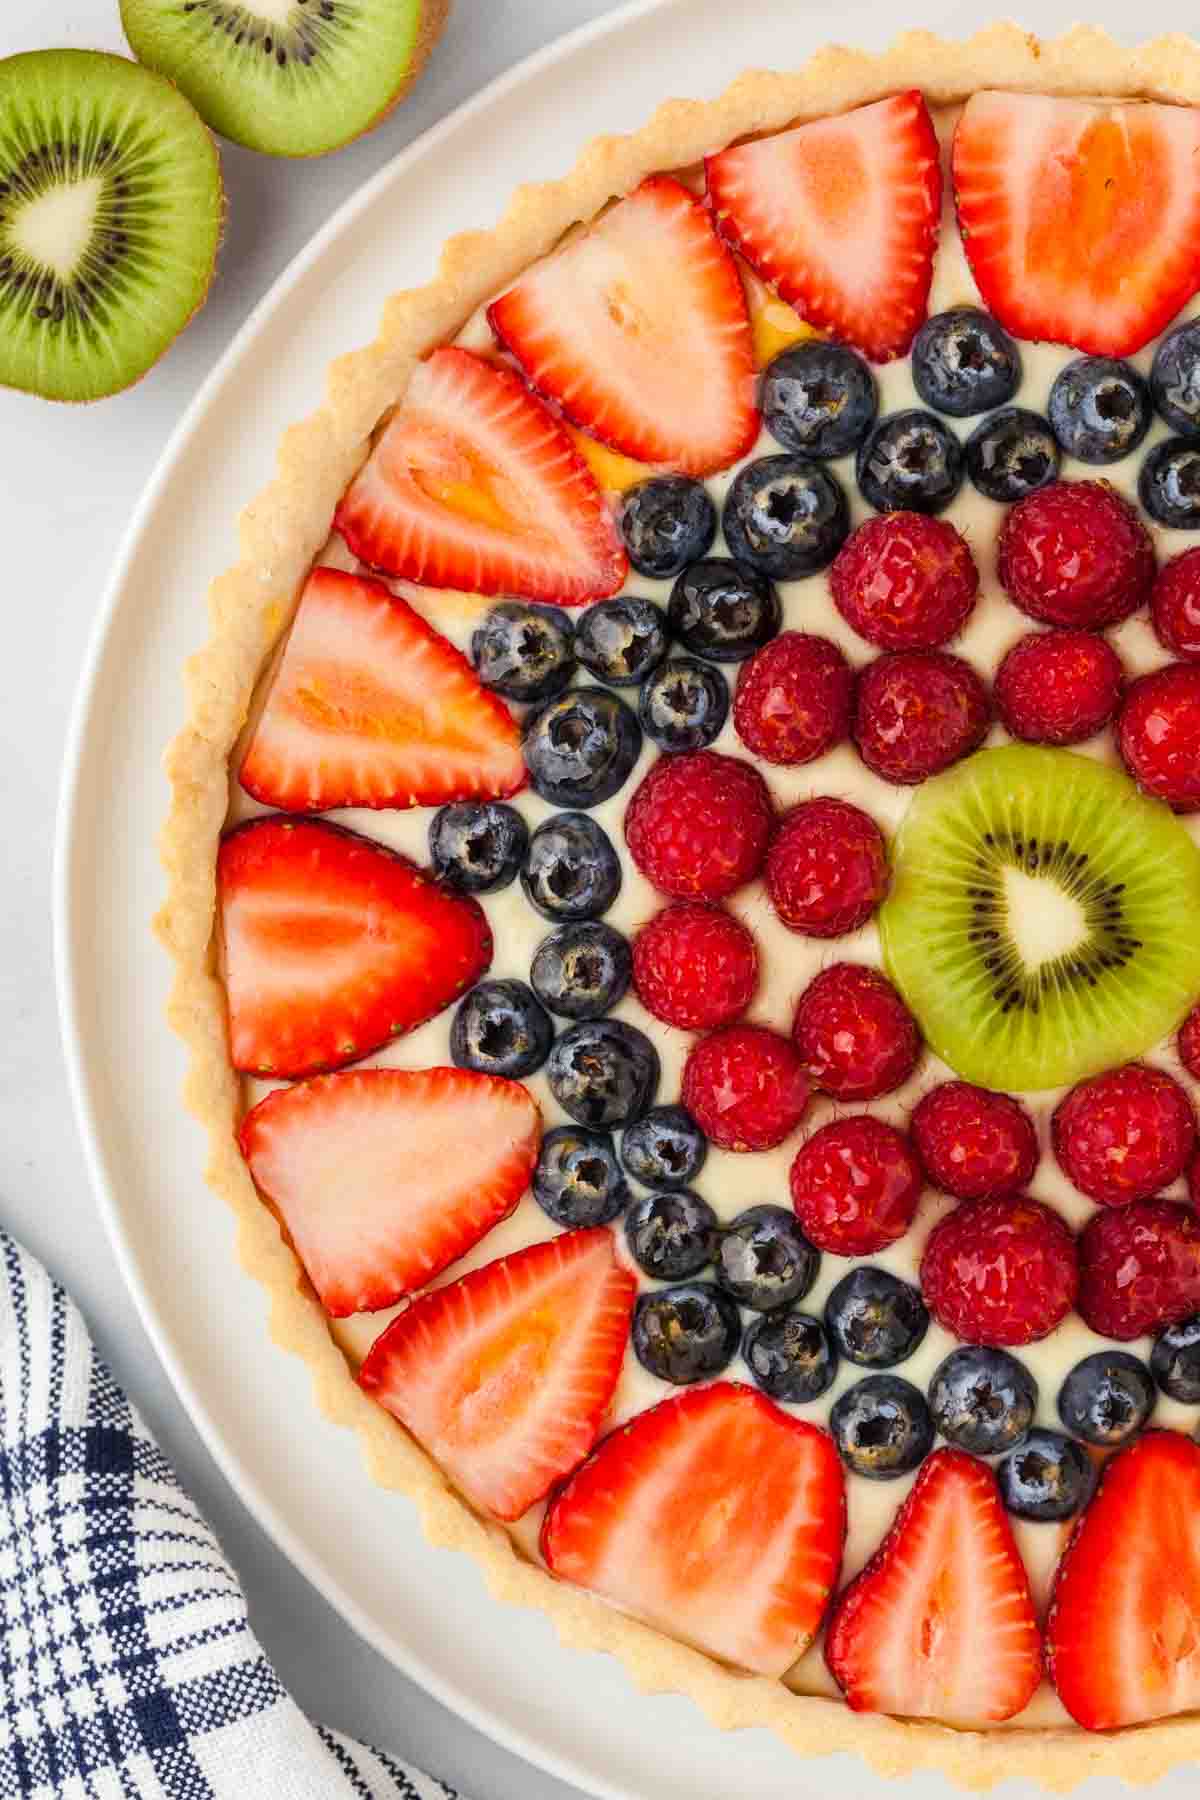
879 745 1200 1093
0 50 222 403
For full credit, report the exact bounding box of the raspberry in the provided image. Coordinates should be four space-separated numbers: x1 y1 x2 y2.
1117 664 1200 811
681 1023 811 1152
1179 1004 1200 1081
920 1195 1078 1348
1052 1063 1196 1206
789 1115 922 1256
791 962 921 1101
829 512 979 651
1152 546 1200 661
853 650 990 785
994 629 1124 746
764 797 888 939
624 749 774 900
1077 1199 1200 1341
997 480 1156 629
631 901 758 1031
911 1080 1039 1201
733 632 852 766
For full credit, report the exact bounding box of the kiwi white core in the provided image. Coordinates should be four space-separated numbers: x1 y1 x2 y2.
12 178 103 282
1002 866 1087 969
240 0 300 26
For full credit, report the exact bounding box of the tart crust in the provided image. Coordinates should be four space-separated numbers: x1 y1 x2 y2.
157 25 1200 1789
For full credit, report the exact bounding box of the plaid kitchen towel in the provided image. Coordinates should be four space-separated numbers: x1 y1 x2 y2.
0 1229 460 1799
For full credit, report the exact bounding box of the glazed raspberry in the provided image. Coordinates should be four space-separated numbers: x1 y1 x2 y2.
681 1023 811 1152
994 629 1124 747
733 632 853 766
631 902 758 1031
1152 546 1200 661
1077 1200 1200 1341
1117 664 1200 811
920 1195 1078 1348
791 962 921 1101
1179 1004 1200 1080
624 749 774 900
789 1115 923 1257
1052 1063 1196 1207
911 1080 1039 1201
853 650 991 786
764 797 888 939
829 512 979 651
996 480 1156 629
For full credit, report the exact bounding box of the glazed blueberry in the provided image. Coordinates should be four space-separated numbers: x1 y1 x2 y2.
632 1282 742 1385
911 308 1021 419
1151 320 1200 437
830 1375 935 1480
760 342 878 459
715 1204 820 1312
529 921 631 1020
624 1188 719 1280
533 1125 630 1228
1047 357 1152 464
450 979 553 1078
1057 1351 1156 1447
722 456 850 580
857 409 964 515
574 597 670 688
928 1346 1038 1456
1152 1315 1200 1403
998 1428 1095 1522
428 802 528 895
668 558 782 662
638 656 729 752
521 813 621 922
619 1105 708 1190
965 408 1060 502
617 476 718 579
523 688 642 807
546 1018 660 1129
744 1309 839 1404
825 1267 929 1369
471 602 575 702
1140 438 1200 528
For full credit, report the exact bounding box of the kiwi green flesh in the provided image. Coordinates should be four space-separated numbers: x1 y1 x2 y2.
120 0 437 159
878 745 1200 1094
0 50 221 403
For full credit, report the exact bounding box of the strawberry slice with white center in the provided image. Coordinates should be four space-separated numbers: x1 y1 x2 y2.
240 1069 541 1317
953 93 1200 357
541 1381 845 1676
334 346 626 603
358 1227 636 1521
218 816 492 1078
825 1447 1041 1726
705 91 942 363
239 567 524 812
1046 1430 1200 1730
488 176 758 476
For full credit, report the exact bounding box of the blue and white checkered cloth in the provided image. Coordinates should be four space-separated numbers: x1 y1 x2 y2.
0 1230 461 1799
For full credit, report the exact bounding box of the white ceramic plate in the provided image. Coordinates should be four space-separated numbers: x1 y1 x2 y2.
55 2 1191 1795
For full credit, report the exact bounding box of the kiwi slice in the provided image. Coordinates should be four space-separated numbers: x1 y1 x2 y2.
879 745 1200 1093
0 50 221 402
120 0 447 159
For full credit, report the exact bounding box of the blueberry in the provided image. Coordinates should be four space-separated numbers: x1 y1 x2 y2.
1151 320 1200 437
450 979 553 1078
1057 1351 1156 1447
1047 357 1152 464
965 407 1060 502
760 342 878 458
715 1205 820 1312
624 1188 719 1280
471 602 575 702
632 1282 741 1384
722 456 850 579
617 476 718 579
619 1105 707 1190
533 1124 630 1228
547 1018 660 1128
521 813 621 922
668 557 781 662
1140 438 1200 528
998 1428 1095 1522
911 308 1021 418
638 656 729 752
857 410 964 514
743 1308 838 1404
928 1346 1037 1456
429 802 528 895
825 1267 929 1369
530 921 631 1020
831 1375 934 1480
523 688 642 808
1152 1314 1200 1403
574 597 670 688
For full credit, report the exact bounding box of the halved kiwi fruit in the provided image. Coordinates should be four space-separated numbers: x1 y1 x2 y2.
121 0 448 159
879 745 1200 1093
0 50 222 402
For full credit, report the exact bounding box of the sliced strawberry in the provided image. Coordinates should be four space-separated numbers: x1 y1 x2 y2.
218 817 491 1078
334 346 626 603
541 1382 845 1676
825 1448 1041 1726
1046 1431 1200 1730
240 1069 541 1317
358 1227 635 1521
239 568 524 812
953 93 1200 357
488 176 758 476
705 91 942 363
